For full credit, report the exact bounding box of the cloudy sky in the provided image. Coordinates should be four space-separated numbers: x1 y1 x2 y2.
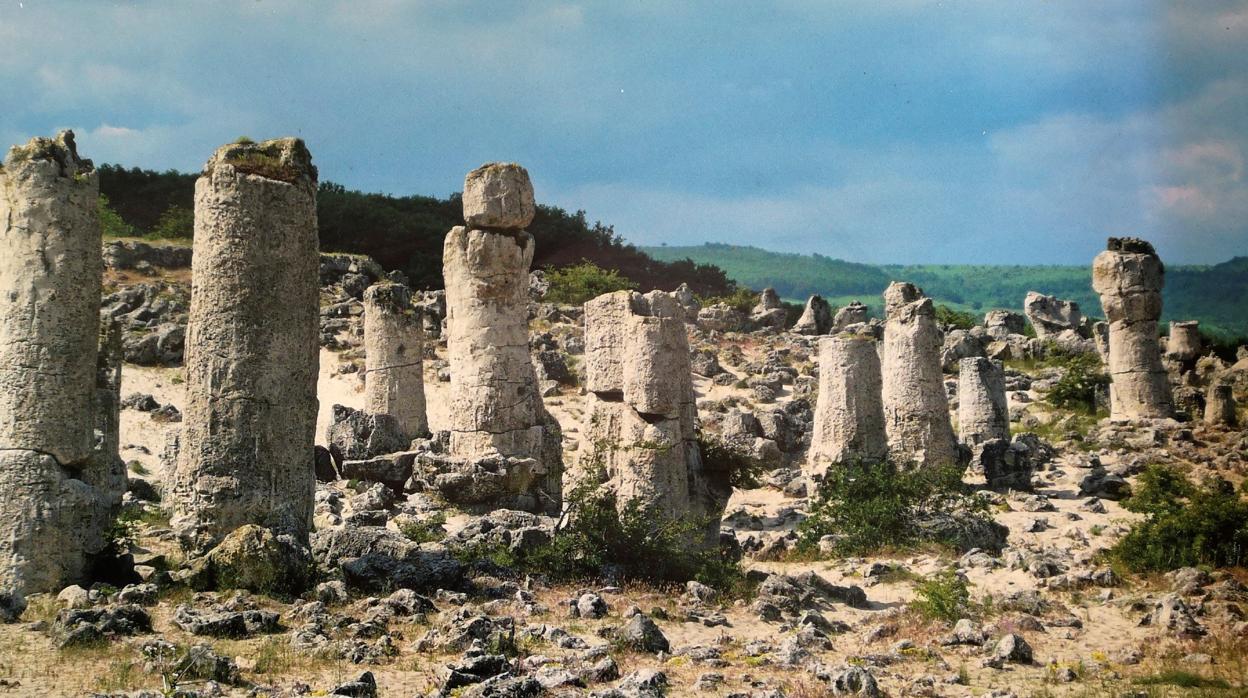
2 1 1244 264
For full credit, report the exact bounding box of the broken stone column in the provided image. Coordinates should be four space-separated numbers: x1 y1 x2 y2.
1166 321 1201 362
1023 291 1083 339
792 295 833 335
881 282 960 468
1204 383 1237 427
363 282 428 442
833 301 869 331
581 291 726 541
957 358 1010 449
441 163 562 512
1091 237 1174 420
807 335 887 478
750 288 787 330
0 131 123 597
171 138 320 553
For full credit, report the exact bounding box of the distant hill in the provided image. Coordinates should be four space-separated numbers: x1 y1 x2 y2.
645 243 1248 340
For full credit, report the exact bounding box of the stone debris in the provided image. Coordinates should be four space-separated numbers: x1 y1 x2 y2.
807 335 887 477
881 282 960 468
1092 237 1174 419
171 138 320 555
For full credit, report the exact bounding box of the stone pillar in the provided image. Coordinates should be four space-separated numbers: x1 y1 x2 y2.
792 295 832 335
581 291 725 540
1091 237 1173 419
833 301 869 331
807 335 887 478
171 138 320 553
1204 383 1237 427
0 131 121 596
442 163 561 510
363 282 428 442
1166 321 1201 362
881 282 960 468
957 357 1010 450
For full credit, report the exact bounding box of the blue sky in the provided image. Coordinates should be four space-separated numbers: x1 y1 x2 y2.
2 1 1244 265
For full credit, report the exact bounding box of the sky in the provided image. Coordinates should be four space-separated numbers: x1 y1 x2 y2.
1 1 1245 265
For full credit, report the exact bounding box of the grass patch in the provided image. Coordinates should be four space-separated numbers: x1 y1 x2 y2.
1134 670 1231 689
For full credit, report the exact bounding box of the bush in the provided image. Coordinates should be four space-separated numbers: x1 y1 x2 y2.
912 569 972 622
1044 352 1110 414
543 261 636 305
935 304 977 330
147 204 194 240
698 433 764 490
1112 465 1248 571
398 513 446 544
99 194 137 238
796 460 992 556
699 286 757 314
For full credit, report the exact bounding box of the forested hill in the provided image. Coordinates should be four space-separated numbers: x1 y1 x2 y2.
645 244 1248 339
96 164 734 296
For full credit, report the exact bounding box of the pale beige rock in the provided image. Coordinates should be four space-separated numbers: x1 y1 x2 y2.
807 335 887 477
1204 383 1237 427
792 295 833 335
0 131 122 596
363 283 428 442
1166 321 1201 362
462 162 536 229
957 357 1010 451
881 282 960 468
171 138 320 553
1023 291 1083 339
1092 237 1173 419
833 301 869 331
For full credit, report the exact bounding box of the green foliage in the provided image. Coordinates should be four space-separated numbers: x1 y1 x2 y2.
1044 352 1110 414
398 513 447 544
1112 464 1248 571
1133 670 1231 689
649 243 890 300
543 261 636 305
911 569 972 622
935 304 977 330
698 433 764 490
797 460 988 555
233 136 255 144
699 285 758 314
98 194 137 238
147 204 194 240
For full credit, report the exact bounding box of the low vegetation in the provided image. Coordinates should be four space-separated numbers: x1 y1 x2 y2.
1044 352 1111 414
911 569 973 623
542 261 635 305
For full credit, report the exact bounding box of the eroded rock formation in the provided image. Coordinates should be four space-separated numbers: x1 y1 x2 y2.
171 138 321 553
1166 321 1201 362
792 295 832 335
0 131 123 597
957 357 1010 453
441 163 562 512
1091 237 1173 420
807 335 887 478
363 283 428 443
1023 292 1083 339
881 282 960 468
832 301 869 332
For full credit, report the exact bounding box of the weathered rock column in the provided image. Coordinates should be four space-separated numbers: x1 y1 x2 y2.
581 291 726 541
442 163 562 510
1091 237 1173 419
957 357 1010 451
881 282 960 468
363 282 428 442
1166 321 1201 362
833 301 869 331
792 295 832 335
1204 383 1237 427
171 138 320 553
0 132 122 597
807 335 887 478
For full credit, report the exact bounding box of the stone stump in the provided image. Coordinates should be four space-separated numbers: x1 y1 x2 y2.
1023 291 1083 339
441 163 561 512
1166 321 1201 362
792 295 833 335
833 301 869 331
1204 383 1237 427
807 335 887 478
957 357 1010 451
363 282 428 442
881 282 960 468
171 138 320 553
1091 237 1173 419
0 132 122 597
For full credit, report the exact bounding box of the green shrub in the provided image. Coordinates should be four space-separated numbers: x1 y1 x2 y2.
543 261 636 305
698 433 764 490
912 569 972 622
1044 352 1109 414
1112 465 1248 571
147 204 194 240
398 513 447 544
99 194 137 238
935 304 977 330
796 460 990 556
699 286 757 314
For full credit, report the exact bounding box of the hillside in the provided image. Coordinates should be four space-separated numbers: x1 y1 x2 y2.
646 243 1248 339
97 165 734 296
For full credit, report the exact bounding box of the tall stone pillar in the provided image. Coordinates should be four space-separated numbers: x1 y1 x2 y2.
807 335 887 478
171 138 320 553
0 132 121 596
1091 237 1173 419
581 291 726 542
957 357 1010 450
363 282 428 442
441 163 561 511
880 282 959 468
